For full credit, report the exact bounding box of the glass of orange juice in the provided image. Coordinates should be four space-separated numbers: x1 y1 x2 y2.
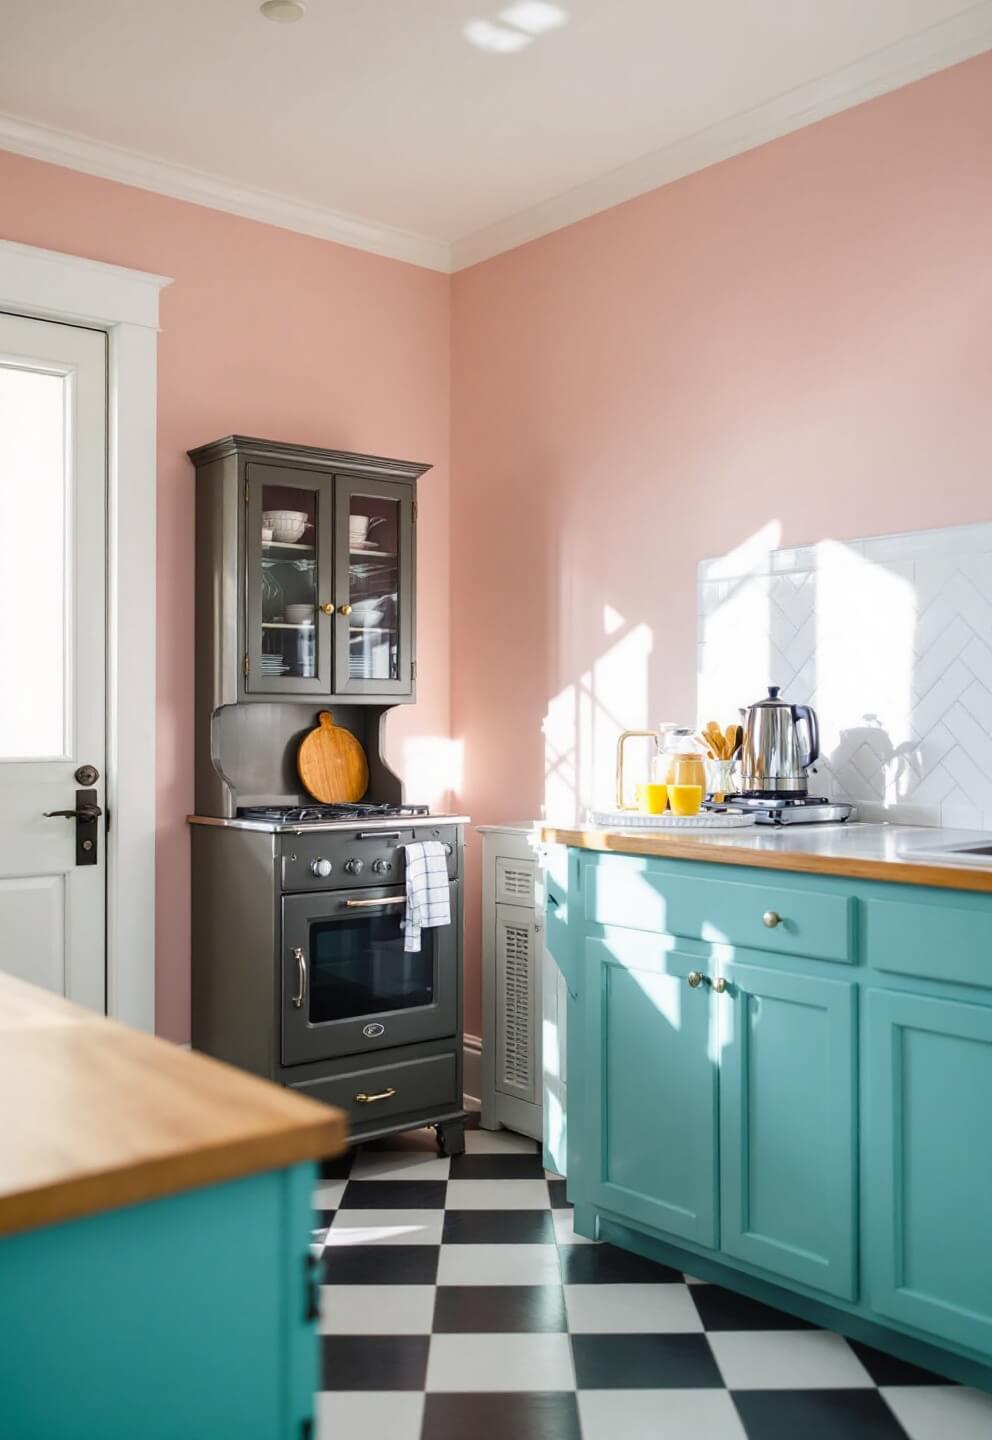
635 782 668 815
668 783 703 817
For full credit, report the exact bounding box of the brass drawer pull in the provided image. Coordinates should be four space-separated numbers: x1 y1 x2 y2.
687 971 704 988
762 910 782 928
712 976 728 994
355 1087 397 1105
345 895 406 909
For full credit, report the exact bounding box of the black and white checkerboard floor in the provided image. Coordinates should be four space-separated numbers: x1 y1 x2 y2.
312 1123 992 1440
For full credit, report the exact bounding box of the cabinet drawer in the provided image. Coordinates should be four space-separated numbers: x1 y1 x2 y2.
864 895 992 989
289 1052 458 1128
584 855 855 964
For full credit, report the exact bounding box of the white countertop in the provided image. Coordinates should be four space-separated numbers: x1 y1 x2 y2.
539 822 992 893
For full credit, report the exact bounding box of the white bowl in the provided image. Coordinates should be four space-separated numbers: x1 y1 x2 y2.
263 509 309 542
285 604 314 624
273 525 306 543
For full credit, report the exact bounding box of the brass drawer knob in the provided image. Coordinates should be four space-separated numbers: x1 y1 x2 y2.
712 976 728 994
339 603 353 616
687 971 704 988
762 910 782 928
320 602 335 615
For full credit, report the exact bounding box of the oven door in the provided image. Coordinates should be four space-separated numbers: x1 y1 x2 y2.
281 883 459 1065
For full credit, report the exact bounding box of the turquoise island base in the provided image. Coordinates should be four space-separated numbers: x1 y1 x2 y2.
541 823 992 1391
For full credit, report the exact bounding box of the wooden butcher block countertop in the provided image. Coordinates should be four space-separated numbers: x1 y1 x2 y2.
0 972 347 1237
540 822 992 894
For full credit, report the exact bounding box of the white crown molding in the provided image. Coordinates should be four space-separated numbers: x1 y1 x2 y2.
450 2 992 271
0 113 452 274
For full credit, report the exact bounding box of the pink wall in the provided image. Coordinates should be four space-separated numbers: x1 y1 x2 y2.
0 150 451 1042
451 53 992 1033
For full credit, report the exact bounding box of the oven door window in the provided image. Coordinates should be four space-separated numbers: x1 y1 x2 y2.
308 911 434 1024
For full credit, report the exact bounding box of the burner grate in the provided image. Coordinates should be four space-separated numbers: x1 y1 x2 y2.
238 802 431 824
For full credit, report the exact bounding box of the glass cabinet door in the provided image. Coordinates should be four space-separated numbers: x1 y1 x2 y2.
334 476 414 695
245 463 335 694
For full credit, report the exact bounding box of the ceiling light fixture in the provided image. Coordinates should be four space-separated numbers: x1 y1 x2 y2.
260 0 306 22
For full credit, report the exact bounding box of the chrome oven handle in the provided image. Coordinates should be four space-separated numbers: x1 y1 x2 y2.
344 895 407 909
292 946 307 1008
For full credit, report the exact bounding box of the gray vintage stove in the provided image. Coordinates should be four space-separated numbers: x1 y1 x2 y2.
190 799 470 1156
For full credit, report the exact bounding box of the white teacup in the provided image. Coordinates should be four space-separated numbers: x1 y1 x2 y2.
350 515 370 543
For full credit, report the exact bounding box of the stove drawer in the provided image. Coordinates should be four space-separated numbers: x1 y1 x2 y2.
289 1052 458 1129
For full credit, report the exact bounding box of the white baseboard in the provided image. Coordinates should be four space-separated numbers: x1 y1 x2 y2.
464 1033 482 1107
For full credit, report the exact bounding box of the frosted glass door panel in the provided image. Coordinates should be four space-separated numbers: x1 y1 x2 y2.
0 363 68 758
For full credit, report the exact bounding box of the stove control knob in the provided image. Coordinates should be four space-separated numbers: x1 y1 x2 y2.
372 859 392 875
310 857 333 878
345 858 364 876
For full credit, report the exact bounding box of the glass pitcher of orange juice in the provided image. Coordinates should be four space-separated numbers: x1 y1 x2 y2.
660 727 708 791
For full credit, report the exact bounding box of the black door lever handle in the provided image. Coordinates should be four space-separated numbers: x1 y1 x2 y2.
43 804 102 821
42 790 102 865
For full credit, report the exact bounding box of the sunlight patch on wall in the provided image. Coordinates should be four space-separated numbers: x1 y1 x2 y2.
401 736 464 810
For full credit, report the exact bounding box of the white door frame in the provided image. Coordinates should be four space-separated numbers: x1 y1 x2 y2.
0 239 171 1032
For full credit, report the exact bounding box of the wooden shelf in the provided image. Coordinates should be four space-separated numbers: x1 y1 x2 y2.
262 621 314 630
263 539 313 553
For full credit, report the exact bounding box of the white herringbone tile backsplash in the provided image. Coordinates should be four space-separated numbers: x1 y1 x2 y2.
698 522 992 830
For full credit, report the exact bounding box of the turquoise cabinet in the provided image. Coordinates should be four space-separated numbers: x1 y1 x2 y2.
0 1165 317 1440
583 933 718 1247
552 845 992 1390
865 988 992 1355
720 960 857 1299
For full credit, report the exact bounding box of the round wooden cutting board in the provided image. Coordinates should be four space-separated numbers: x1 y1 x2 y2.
297 711 369 804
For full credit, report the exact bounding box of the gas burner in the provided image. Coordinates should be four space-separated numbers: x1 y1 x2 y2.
238 802 431 825
716 794 856 826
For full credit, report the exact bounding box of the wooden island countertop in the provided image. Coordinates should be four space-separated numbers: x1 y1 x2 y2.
0 972 347 1238
540 821 992 894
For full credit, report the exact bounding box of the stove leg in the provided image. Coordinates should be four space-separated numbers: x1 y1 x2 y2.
436 1119 465 1157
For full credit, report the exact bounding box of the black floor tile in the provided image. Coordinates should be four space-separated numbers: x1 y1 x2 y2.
422 1392 581 1440
442 1209 555 1244
690 1283 816 1332
547 1180 570 1210
848 1338 952 1386
321 1335 429 1391
572 1333 723 1389
320 1152 354 1179
559 1242 683 1285
732 1388 910 1439
361 1128 441 1155
321 1243 439 1285
339 1179 448 1209
448 1153 546 1179
433 1284 568 1333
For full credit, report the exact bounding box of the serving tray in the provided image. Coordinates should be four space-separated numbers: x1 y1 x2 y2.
587 809 757 830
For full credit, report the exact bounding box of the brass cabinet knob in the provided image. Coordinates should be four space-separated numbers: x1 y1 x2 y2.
687 971 704 988
320 602 335 615
762 910 782 928
339 603 353 616
712 976 728 994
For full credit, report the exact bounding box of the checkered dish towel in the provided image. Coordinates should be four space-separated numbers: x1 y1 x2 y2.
403 840 451 952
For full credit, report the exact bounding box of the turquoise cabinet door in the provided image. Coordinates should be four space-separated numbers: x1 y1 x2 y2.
720 960 857 1299
865 989 992 1358
583 933 718 1248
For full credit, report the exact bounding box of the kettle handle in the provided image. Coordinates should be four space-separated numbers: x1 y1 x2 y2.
792 705 819 769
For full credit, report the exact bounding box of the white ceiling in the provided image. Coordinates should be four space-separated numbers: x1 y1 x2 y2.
1 0 990 270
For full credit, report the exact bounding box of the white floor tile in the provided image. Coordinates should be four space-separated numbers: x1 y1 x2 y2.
313 1179 348 1210
684 1274 709 1284
426 1333 575 1392
326 1210 444 1246
436 1243 563 1286
348 1151 450 1181
708 1329 873 1390
579 1389 747 1440
564 1283 704 1334
445 1179 551 1210
553 1209 597 1245
881 1385 992 1440
465 1128 539 1154
319 1284 435 1335
315 1390 424 1440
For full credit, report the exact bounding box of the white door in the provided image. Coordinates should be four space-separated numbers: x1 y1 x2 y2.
0 312 107 1008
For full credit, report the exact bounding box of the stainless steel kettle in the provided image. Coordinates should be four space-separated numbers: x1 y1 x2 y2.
739 686 819 795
